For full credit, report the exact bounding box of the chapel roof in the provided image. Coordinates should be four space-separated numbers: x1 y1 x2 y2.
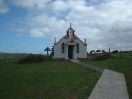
54 23 87 45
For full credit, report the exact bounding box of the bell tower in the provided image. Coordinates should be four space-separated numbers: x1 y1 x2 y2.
66 23 75 42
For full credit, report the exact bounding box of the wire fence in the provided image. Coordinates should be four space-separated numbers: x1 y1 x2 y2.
0 53 28 64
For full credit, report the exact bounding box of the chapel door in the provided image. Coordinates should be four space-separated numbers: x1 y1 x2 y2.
68 45 73 59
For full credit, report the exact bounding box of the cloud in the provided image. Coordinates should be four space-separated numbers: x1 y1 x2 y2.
0 0 9 13
10 0 50 9
30 27 51 38
64 0 132 51
52 0 68 13
26 14 66 38
11 0 132 51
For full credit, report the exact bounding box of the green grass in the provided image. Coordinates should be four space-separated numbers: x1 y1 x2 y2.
82 54 132 99
0 61 100 99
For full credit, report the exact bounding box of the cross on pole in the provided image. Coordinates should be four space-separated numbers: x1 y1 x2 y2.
44 47 51 56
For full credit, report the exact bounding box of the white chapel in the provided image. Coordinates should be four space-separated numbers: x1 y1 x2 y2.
53 23 87 59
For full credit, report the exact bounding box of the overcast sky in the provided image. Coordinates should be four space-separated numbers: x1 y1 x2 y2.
0 0 132 53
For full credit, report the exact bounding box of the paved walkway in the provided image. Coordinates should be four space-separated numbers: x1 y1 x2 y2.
88 69 129 99
70 59 104 73
70 60 129 99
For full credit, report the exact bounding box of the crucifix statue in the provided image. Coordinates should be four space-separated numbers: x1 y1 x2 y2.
44 47 51 56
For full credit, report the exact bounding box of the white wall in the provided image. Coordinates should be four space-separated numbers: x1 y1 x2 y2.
75 39 87 58
54 37 87 59
54 38 68 58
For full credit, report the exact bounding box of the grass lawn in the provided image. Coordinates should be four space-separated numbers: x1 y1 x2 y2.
0 61 100 99
82 53 132 99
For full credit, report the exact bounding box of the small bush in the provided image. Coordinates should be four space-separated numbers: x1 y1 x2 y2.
18 54 52 64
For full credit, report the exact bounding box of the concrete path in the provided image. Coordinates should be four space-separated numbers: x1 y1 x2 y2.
70 60 129 99
88 69 129 99
70 59 104 73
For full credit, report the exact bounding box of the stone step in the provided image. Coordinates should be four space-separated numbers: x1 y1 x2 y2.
70 59 80 63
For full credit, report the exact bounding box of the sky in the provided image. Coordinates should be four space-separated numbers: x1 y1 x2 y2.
0 0 132 54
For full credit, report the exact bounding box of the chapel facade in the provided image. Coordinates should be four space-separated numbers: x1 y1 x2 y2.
53 23 87 59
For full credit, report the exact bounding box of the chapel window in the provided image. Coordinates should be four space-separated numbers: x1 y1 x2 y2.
62 43 65 53
76 43 79 53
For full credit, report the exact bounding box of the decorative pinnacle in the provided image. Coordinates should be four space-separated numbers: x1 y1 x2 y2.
70 22 72 28
54 37 56 43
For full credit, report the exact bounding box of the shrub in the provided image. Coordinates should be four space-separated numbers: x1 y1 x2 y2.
18 54 52 64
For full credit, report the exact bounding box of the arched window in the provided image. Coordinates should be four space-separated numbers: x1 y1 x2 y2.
76 43 79 53
62 43 65 53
